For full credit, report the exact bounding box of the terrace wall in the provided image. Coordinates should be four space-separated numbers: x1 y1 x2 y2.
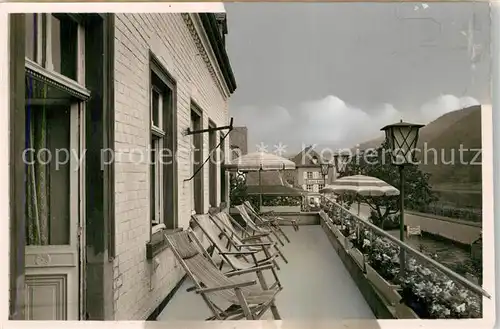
112 13 229 320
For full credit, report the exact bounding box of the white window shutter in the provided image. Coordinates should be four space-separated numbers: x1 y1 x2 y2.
303 172 307 179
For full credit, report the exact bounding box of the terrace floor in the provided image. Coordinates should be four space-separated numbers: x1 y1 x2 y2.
157 225 375 321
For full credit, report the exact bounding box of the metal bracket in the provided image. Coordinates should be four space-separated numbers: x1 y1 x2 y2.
183 121 233 182
184 117 233 136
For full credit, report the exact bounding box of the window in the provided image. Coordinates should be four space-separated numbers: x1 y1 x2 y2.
220 136 227 204
306 184 313 192
191 106 203 214
307 172 313 179
25 14 80 81
318 184 325 191
208 121 217 208
150 56 177 231
150 87 164 227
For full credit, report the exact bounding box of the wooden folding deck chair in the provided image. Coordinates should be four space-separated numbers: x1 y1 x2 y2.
243 201 299 234
235 205 288 246
212 211 289 265
191 214 282 289
165 229 282 320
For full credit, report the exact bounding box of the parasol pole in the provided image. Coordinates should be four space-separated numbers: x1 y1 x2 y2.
357 169 361 216
259 167 262 211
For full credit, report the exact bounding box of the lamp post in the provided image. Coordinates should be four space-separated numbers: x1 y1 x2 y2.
319 162 330 205
332 152 350 225
333 152 350 204
381 120 424 275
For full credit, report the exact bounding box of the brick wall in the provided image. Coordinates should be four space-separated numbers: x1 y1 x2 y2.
113 13 229 320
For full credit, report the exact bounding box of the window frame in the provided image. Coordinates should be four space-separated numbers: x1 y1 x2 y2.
307 172 313 179
25 13 84 84
219 136 227 204
148 53 178 251
190 103 204 215
208 120 218 208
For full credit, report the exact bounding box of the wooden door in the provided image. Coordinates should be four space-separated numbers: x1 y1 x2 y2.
23 102 82 320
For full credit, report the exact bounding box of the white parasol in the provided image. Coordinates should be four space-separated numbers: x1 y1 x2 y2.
226 152 296 208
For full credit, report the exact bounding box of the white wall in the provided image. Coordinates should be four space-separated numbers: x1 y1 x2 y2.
113 13 230 320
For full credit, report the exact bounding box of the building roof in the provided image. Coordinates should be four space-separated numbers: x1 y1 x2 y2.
290 145 324 166
198 14 237 93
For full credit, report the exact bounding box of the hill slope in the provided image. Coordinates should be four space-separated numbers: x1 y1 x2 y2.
356 105 479 152
355 105 482 188
422 106 482 186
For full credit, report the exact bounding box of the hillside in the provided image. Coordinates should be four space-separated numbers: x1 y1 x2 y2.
356 105 479 152
355 105 482 189
422 106 482 186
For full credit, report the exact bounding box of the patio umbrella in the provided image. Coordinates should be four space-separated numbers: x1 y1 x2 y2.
226 152 296 208
319 174 399 216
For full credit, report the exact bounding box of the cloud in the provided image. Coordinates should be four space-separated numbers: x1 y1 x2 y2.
419 94 480 122
232 94 480 152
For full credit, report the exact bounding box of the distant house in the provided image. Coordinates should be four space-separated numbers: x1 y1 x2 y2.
286 145 336 204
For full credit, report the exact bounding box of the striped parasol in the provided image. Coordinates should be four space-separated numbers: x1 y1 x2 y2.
319 174 399 216
319 174 399 197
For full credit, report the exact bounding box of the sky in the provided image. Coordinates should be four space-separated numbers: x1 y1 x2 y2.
224 2 491 155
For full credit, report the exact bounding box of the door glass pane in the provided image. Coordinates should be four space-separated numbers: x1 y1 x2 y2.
51 14 78 80
25 14 37 61
25 105 71 245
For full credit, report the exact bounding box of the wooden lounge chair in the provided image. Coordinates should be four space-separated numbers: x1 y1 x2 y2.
191 214 282 289
235 205 288 246
165 229 282 320
212 211 289 265
243 201 300 232
216 202 287 248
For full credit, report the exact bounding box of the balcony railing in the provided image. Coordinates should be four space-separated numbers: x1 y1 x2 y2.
321 196 489 319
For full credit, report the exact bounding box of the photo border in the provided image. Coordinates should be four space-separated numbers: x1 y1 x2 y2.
0 2 496 329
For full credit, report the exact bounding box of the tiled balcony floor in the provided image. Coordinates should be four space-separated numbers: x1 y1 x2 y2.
157 225 375 321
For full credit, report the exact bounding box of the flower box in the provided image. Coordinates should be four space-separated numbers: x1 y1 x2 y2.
365 264 402 306
260 205 301 213
332 226 344 239
349 248 365 270
337 233 347 249
395 302 420 319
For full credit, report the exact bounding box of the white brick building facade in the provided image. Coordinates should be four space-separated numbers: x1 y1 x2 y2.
112 13 233 320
